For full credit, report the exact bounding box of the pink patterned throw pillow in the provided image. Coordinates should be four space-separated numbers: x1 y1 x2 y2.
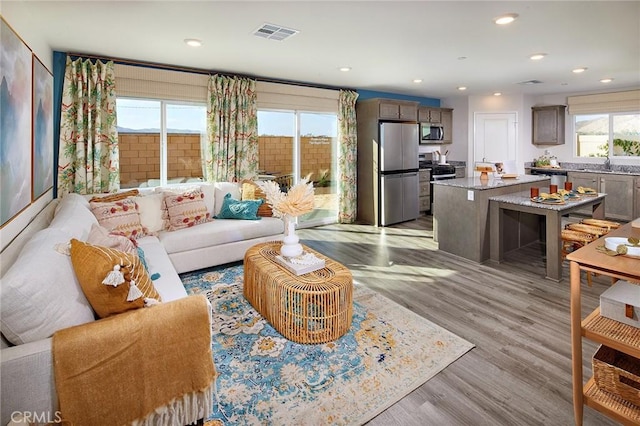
89 198 146 240
163 188 211 231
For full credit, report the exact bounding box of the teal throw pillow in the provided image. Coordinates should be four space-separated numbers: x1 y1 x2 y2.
216 193 263 220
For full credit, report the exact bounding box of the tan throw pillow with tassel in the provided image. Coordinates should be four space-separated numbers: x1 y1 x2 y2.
69 239 161 318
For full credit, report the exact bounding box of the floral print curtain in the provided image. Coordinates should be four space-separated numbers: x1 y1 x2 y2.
57 56 119 195
337 90 359 223
204 74 258 182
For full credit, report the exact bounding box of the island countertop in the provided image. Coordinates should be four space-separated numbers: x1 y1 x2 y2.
489 191 606 212
433 175 550 190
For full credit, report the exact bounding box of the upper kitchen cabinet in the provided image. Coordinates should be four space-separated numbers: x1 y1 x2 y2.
365 99 418 121
532 105 566 145
418 107 441 123
440 108 453 144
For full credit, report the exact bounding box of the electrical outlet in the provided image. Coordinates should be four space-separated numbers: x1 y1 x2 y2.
467 190 474 201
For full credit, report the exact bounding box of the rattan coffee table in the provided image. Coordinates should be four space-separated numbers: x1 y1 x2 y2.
243 241 353 344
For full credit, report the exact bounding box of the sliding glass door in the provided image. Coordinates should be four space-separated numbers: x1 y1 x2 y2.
257 110 338 227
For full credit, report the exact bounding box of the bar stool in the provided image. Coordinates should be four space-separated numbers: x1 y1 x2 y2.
561 229 597 258
580 218 621 231
565 223 609 238
561 229 597 285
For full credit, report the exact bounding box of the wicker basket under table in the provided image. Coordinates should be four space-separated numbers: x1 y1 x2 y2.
243 241 353 344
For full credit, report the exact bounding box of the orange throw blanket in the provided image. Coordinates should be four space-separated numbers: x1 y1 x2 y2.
53 295 216 425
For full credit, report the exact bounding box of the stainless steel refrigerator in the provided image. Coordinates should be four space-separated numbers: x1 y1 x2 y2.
379 122 420 226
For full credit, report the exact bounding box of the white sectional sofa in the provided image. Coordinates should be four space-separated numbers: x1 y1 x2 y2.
0 181 283 425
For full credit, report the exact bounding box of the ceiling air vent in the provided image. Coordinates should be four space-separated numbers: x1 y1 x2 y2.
253 23 299 41
518 80 544 85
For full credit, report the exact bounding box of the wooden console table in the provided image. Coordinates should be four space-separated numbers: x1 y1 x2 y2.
567 222 640 425
243 241 353 344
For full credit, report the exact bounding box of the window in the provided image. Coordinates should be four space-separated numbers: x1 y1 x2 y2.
116 98 207 188
575 113 640 158
258 110 338 227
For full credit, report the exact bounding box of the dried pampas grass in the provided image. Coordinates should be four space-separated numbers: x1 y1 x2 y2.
257 178 315 218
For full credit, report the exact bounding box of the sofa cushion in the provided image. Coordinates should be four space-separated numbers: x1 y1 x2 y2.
89 198 146 239
159 217 284 254
241 180 273 217
69 239 161 318
0 228 95 345
162 188 212 231
134 193 165 233
216 193 263 220
135 236 188 302
50 193 98 241
155 184 215 216
86 223 137 254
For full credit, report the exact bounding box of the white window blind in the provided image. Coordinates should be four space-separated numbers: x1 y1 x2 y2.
567 89 640 115
114 64 208 102
257 81 339 112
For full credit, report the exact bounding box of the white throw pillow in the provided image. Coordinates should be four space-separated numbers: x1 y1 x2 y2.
50 193 98 241
134 193 165 233
0 228 95 345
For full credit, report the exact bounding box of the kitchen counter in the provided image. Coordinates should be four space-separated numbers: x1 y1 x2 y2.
433 174 549 190
527 165 640 176
432 175 550 263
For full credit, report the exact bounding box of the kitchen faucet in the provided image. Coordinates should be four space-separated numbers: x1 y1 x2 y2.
604 156 611 171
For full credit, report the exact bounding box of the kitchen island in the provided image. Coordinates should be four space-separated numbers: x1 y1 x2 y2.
432 175 550 263
489 191 606 281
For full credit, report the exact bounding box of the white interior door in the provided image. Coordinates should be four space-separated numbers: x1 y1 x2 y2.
474 113 517 165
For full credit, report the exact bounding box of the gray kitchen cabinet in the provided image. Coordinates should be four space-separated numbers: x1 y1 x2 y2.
636 177 640 219
567 171 635 221
419 169 431 212
599 174 634 221
418 107 441 123
375 99 418 121
441 108 453 144
532 105 565 145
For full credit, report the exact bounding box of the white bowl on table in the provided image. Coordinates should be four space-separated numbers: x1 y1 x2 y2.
604 237 640 258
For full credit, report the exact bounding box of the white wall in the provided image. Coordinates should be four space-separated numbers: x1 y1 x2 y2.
442 86 640 178
443 94 529 176
0 10 54 252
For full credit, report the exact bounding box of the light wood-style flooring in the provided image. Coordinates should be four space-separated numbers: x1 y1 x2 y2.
297 216 619 426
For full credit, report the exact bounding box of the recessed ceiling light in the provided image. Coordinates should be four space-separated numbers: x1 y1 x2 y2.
493 92 502 96
572 67 587 73
413 79 423 84
339 67 351 72
457 86 467 91
184 38 202 47
494 13 519 25
530 53 547 60
600 78 613 83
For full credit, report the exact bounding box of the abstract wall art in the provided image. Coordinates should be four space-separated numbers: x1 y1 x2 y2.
32 56 54 200
1 18 33 226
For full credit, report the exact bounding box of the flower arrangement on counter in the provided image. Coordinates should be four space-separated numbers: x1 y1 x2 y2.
256 178 315 218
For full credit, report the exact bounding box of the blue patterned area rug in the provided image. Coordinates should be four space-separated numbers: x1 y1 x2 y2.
180 263 474 425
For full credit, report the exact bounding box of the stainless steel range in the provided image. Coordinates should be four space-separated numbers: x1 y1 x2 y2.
420 162 457 211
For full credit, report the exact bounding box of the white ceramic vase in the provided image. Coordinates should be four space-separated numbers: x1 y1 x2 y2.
281 215 303 258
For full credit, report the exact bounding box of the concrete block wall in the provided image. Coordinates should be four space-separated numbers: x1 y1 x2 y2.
119 133 203 187
259 136 334 183
119 133 333 188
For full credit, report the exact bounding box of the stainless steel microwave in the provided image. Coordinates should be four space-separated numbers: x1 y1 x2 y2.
420 123 444 143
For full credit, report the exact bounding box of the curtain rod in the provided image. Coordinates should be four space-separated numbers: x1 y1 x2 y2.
65 52 355 93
